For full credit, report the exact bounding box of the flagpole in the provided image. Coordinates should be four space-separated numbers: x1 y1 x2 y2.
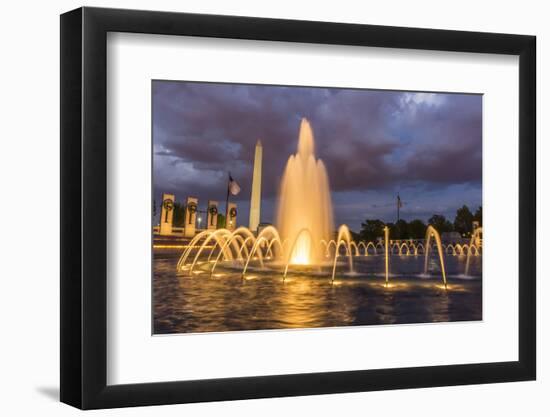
225 172 231 227
397 193 400 223
396 193 401 240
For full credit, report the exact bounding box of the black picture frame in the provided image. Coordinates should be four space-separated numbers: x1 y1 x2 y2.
60 6 536 410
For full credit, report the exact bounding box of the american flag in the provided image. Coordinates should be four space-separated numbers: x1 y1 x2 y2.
228 173 241 196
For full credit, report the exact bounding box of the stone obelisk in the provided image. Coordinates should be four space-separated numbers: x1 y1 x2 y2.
248 140 263 232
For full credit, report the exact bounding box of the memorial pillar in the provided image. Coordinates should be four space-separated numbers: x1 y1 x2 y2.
226 202 237 231
184 197 198 237
159 193 175 235
207 200 219 230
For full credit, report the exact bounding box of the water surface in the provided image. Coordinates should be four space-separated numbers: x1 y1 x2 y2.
153 252 482 334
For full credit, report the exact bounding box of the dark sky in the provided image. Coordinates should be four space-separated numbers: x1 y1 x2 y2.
152 80 482 232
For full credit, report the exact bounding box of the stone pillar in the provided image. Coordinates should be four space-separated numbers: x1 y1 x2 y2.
159 193 175 235
184 197 198 238
226 202 237 231
207 200 219 230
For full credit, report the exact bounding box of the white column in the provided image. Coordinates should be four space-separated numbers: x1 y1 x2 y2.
248 140 263 232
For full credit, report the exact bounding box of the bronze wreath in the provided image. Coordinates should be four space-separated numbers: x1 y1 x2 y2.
187 202 197 214
162 199 174 211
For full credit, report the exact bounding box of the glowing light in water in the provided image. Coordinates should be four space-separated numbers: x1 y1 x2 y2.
283 228 314 281
276 118 333 265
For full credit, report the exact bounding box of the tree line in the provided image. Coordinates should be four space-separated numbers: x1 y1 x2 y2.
358 205 482 241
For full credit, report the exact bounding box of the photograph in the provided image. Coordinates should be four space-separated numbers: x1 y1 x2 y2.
152 81 483 334
0 0 542 413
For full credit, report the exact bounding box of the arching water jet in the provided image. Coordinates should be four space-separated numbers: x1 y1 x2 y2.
331 225 354 283
242 226 282 278
424 225 448 289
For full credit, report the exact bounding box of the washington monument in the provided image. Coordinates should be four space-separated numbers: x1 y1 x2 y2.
248 140 263 232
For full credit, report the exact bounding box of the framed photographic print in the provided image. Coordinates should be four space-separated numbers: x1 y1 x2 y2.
60 7 536 409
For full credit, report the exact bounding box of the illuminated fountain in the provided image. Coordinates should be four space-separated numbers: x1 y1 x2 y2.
174 118 480 290
276 118 333 266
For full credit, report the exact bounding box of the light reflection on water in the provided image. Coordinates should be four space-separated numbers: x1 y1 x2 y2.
154 252 482 334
